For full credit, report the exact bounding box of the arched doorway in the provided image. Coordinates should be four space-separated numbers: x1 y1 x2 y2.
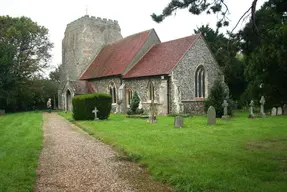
66 90 72 111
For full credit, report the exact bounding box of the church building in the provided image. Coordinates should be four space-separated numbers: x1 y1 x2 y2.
58 15 224 115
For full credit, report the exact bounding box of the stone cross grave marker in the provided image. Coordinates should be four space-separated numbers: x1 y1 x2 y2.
174 116 184 128
222 100 230 119
277 107 282 115
207 106 216 125
271 107 277 116
283 104 287 115
92 107 99 120
249 100 255 118
260 96 266 117
0 109 5 116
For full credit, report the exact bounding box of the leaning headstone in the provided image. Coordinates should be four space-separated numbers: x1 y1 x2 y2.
248 100 255 118
0 109 5 116
221 100 230 119
92 107 99 120
283 104 287 115
259 96 266 117
277 107 282 115
174 116 184 128
207 106 216 125
271 107 277 116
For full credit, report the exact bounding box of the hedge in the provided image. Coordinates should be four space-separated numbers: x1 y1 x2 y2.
72 93 112 120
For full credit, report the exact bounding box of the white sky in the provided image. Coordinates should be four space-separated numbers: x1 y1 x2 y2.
0 0 266 73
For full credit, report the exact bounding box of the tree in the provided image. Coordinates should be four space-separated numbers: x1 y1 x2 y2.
204 79 232 117
240 0 287 107
0 16 53 111
49 64 62 83
151 0 262 30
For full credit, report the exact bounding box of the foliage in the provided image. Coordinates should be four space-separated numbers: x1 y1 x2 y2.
49 64 62 83
127 91 144 115
130 91 140 113
239 0 287 107
60 111 287 192
0 112 42 192
194 25 247 100
151 0 260 29
0 16 53 112
204 79 232 117
72 93 112 120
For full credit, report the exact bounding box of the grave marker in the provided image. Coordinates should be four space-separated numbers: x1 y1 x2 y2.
277 107 282 115
174 116 184 128
207 106 216 125
271 107 277 116
92 107 99 120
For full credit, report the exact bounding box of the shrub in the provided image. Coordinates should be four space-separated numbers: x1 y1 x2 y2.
72 93 112 120
204 79 233 118
130 91 140 113
127 91 144 115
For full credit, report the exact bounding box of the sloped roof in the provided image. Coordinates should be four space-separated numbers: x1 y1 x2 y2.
123 34 201 78
79 29 152 80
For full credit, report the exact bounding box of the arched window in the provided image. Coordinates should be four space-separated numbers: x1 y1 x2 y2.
195 66 205 98
147 81 155 101
126 89 133 106
109 82 117 103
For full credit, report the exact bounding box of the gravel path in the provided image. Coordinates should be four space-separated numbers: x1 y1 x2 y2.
36 113 174 192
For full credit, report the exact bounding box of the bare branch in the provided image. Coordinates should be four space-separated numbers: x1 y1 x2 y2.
231 6 252 34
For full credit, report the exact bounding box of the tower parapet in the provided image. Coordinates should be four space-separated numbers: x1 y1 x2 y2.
65 15 121 33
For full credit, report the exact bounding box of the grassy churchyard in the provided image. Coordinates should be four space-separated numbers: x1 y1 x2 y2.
0 112 42 192
60 111 287 192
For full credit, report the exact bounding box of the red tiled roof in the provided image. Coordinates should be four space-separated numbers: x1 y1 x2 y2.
79 29 152 80
123 34 201 78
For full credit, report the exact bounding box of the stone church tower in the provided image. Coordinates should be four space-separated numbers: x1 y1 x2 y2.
58 15 123 110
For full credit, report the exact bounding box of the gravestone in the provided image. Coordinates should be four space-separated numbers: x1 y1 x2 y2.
207 106 216 125
283 104 287 115
260 96 266 117
174 116 184 128
92 107 99 120
0 109 5 116
248 100 255 118
271 107 277 116
221 100 230 119
277 107 282 115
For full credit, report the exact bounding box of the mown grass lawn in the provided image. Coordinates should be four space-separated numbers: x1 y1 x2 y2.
0 112 43 192
60 112 287 192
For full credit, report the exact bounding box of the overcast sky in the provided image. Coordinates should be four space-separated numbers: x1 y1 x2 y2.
1 0 266 73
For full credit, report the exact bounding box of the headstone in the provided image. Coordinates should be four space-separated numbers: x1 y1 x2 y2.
248 100 255 118
283 104 287 115
277 107 282 115
174 116 184 128
271 107 277 116
207 106 216 125
260 96 266 117
221 100 230 119
0 109 5 116
92 107 99 120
